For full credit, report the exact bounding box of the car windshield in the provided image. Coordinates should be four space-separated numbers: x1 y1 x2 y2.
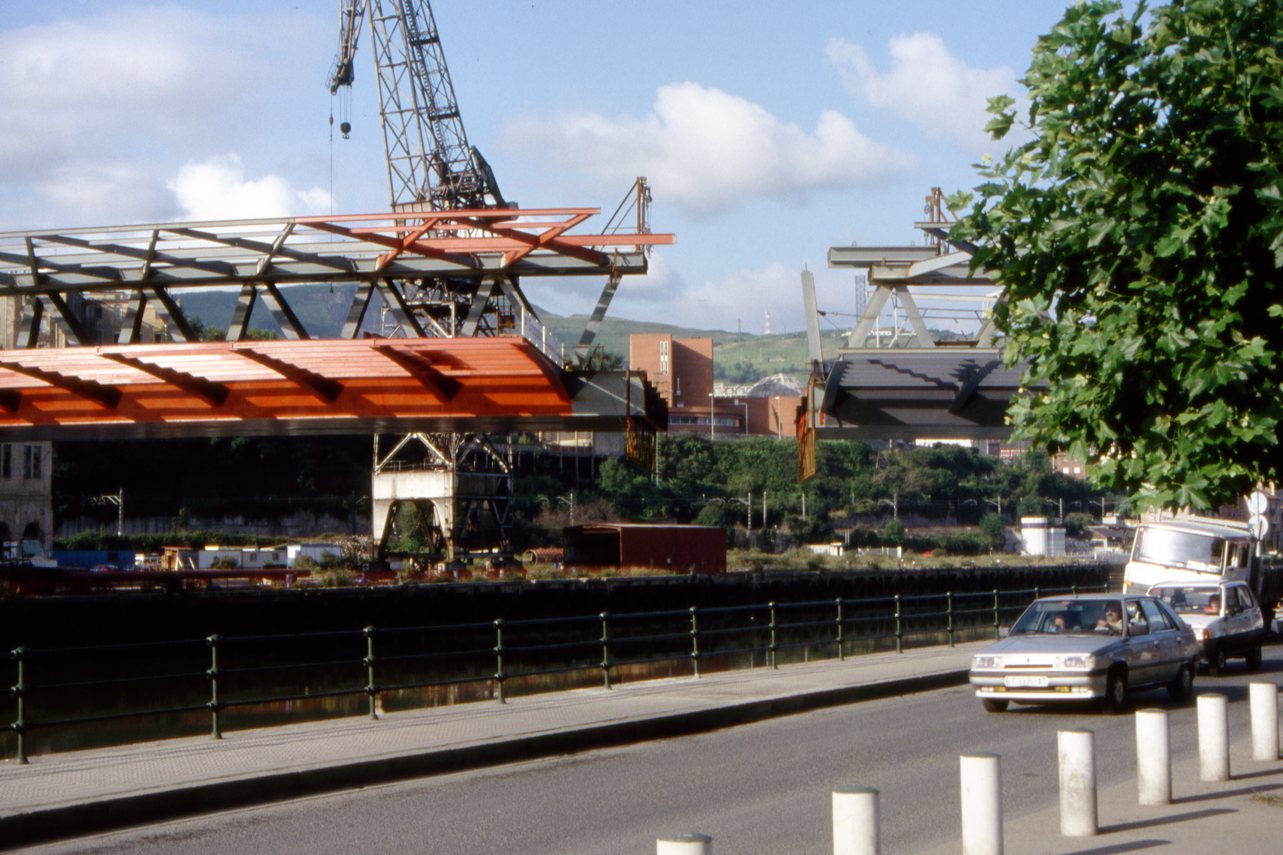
1011 601 1099 635
1152 586 1220 615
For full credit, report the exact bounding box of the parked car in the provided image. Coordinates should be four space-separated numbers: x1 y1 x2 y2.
1148 579 1265 675
969 593 1200 713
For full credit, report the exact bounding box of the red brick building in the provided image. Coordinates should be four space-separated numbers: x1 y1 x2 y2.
629 334 801 438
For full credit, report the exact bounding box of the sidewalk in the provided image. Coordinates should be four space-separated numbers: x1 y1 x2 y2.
0 642 979 849
2 640 1281 852
917 750 1283 855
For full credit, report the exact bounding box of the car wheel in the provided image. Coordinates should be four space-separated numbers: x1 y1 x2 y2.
1167 663 1194 702
1103 668 1128 714
1209 646 1228 676
1246 645 1263 671
981 698 1009 713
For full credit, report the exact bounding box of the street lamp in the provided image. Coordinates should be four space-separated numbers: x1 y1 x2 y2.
558 491 575 525
702 494 753 532
709 393 715 442
1043 497 1063 522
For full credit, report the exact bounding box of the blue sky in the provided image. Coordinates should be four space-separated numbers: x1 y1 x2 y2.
0 1 1074 335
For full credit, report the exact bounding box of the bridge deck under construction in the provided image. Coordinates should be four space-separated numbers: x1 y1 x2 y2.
0 338 661 441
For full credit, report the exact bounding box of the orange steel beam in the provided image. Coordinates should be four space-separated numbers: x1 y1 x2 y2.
0 338 664 441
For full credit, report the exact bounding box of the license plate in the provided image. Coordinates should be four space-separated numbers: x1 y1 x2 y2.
1005 675 1049 688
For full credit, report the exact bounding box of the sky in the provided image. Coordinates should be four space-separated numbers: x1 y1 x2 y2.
0 1 1076 338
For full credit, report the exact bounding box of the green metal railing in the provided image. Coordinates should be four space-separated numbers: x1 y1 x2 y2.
4 584 1100 763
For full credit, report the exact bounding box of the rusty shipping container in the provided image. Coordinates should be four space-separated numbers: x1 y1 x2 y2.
564 523 726 574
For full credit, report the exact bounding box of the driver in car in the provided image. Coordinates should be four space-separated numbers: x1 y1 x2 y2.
1095 603 1124 633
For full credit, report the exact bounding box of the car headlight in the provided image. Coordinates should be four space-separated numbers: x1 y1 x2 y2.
973 655 1002 669
1055 654 1094 669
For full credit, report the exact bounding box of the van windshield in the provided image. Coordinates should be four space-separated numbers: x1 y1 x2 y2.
1133 527 1225 573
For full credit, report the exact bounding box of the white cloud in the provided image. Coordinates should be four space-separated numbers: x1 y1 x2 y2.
0 5 326 229
168 155 332 221
827 33 1021 156
612 262 807 334
0 7 262 167
505 82 915 216
39 163 177 226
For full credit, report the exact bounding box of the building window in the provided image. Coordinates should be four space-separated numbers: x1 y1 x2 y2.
23 445 41 480
659 354 669 374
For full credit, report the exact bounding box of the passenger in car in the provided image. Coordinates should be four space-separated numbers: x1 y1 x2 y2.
1096 603 1123 634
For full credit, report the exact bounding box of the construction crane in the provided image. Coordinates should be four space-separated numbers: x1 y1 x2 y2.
328 0 523 568
329 0 505 212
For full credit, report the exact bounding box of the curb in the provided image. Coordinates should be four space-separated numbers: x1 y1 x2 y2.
0 669 969 849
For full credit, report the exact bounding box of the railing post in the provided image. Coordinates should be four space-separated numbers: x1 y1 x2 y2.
992 589 1001 640
206 634 223 740
689 606 701 678
599 611 612 690
835 598 845 661
768 601 778 669
946 592 955 648
363 625 379 720
10 647 27 765
894 594 903 654
493 618 506 704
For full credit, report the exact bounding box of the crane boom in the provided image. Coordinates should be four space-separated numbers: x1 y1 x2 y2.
328 0 504 210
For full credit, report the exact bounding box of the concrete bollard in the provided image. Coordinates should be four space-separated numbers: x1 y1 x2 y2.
1135 708 1171 805
1250 682 1279 762
1057 728 1097 837
960 753 1003 855
1198 693 1231 782
833 786 880 855
657 833 712 854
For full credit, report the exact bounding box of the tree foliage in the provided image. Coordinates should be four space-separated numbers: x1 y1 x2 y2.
950 0 1283 511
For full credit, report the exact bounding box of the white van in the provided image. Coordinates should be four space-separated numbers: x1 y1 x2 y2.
1124 516 1280 625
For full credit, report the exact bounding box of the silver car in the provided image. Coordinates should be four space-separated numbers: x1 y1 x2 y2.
969 594 1200 713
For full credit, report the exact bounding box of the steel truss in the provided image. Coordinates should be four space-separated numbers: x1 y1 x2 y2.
0 207 668 349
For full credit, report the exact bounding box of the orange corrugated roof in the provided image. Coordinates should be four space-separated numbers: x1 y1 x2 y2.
0 338 573 437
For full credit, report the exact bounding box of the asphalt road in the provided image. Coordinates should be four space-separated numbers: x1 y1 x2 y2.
16 655 1280 855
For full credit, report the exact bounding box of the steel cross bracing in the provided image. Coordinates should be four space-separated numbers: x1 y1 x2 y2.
0 208 670 350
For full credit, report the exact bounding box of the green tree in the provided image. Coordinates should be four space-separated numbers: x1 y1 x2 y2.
951 0 1283 511
979 513 1007 550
